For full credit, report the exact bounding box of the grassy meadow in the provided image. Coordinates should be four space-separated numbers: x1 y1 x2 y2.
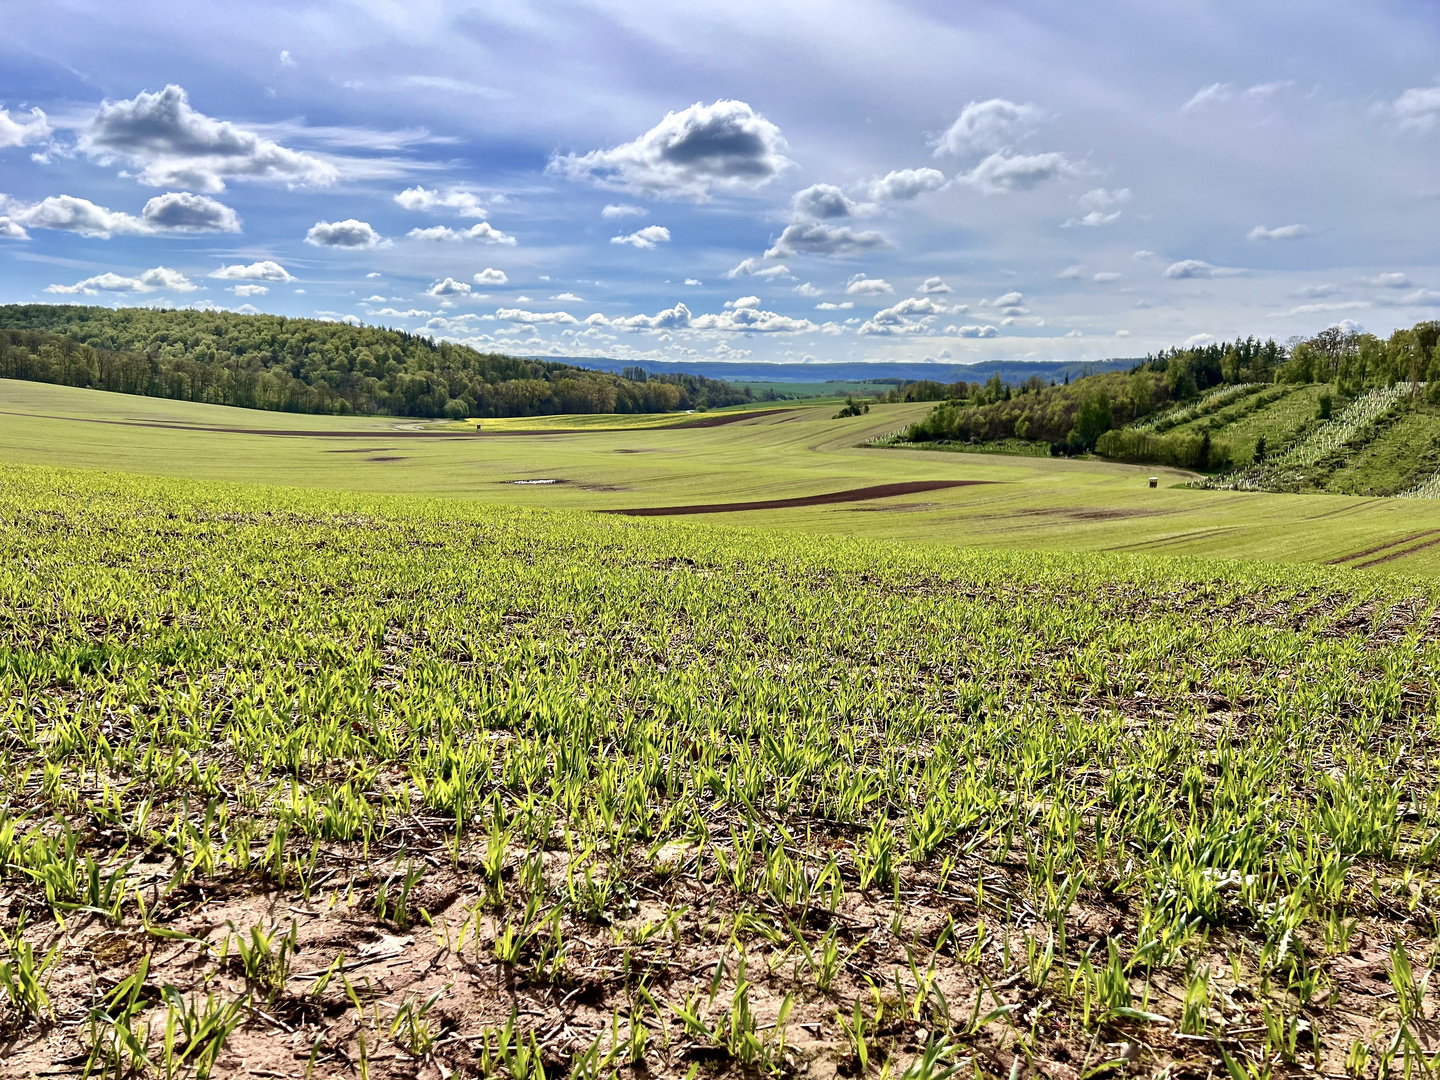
4 379 1440 574
0 463 1438 1079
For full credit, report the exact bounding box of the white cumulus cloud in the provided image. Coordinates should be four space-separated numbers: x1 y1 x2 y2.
549 99 790 199
692 308 817 333
46 266 197 295
1064 187 1129 226
764 223 892 258
845 275 893 296
932 99 1041 156
140 191 241 232
474 268 509 285
611 225 671 248
859 296 952 335
1392 84 1440 132
1364 272 1411 288
919 276 952 294
426 277 472 298
1162 259 1245 279
978 290 1028 315
407 222 515 244
78 84 335 192
960 152 1078 195
591 303 694 331
0 194 147 238
230 284 268 297
307 219 383 248
952 324 999 338
0 106 51 149
791 183 862 219
211 260 292 282
601 203 646 218
725 257 792 279
1247 223 1311 241
0 191 241 236
867 168 948 201
394 185 486 217
497 308 579 324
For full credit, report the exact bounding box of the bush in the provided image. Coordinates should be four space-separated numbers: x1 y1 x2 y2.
1095 428 1234 470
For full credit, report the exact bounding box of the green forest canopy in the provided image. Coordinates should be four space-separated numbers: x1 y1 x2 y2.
0 305 753 418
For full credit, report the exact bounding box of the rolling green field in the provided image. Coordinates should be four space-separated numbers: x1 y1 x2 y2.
2 464 1439 1078
5 379 1440 574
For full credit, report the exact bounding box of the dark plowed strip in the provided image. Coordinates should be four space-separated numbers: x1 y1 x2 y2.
1353 533 1440 570
1326 529 1440 565
599 480 995 516
672 408 796 428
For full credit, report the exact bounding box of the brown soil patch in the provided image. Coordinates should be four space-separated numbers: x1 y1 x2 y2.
1011 507 1178 522
599 480 996 516
673 408 797 428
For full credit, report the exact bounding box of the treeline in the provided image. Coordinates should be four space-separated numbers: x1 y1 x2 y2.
1141 324 1440 398
899 321 1440 463
1094 428 1235 471
902 370 1171 452
0 306 752 418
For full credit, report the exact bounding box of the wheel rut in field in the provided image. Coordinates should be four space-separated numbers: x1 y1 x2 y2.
1327 529 1440 568
599 479 996 516
1352 533 1440 570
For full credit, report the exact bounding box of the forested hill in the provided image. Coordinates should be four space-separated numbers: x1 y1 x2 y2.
0 305 752 418
891 321 1440 496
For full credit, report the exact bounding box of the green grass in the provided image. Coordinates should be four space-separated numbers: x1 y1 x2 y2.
1322 407 1440 496
1171 384 1329 461
6 378 1440 574
1 464 1438 1077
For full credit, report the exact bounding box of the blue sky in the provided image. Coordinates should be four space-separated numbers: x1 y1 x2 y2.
3 1 1439 367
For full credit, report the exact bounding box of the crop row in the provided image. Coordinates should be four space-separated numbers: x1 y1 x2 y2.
0 464 1437 1077
1200 382 1418 491
1129 382 1265 433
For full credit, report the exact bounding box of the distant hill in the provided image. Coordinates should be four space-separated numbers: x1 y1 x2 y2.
888 324 1440 496
0 305 751 418
523 356 1140 385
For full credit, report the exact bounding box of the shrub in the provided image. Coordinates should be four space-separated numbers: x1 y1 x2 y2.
1095 428 1234 470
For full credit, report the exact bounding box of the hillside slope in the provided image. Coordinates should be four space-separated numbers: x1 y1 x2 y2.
888 323 1440 496
0 304 750 418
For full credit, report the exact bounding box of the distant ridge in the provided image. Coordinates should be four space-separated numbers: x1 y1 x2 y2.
521 356 1141 385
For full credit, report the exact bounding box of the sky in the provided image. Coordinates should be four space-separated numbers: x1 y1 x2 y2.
2 0 1439 368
